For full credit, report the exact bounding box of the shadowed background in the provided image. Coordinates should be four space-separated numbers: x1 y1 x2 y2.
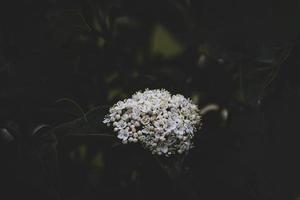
1 0 300 199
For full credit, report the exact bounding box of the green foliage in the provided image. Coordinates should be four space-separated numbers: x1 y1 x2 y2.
150 24 184 58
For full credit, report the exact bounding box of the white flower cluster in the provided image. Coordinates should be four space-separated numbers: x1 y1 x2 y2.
103 89 202 156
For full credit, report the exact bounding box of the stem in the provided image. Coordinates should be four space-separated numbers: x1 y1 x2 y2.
67 133 113 137
56 98 88 122
154 153 198 199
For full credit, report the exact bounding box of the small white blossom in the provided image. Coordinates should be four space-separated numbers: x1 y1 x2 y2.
103 89 202 156
117 129 129 140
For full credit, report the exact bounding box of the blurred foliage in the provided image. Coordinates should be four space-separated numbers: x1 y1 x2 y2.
1 0 300 200
151 24 184 58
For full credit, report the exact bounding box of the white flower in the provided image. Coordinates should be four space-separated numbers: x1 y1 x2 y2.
103 89 202 156
141 115 150 125
157 145 168 154
116 101 126 109
117 129 129 140
115 120 127 129
165 120 177 132
103 118 110 123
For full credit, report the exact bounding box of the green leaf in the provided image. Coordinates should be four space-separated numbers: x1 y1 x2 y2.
150 24 184 58
90 152 105 170
48 106 113 140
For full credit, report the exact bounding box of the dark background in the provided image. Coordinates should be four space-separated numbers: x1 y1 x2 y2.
1 0 300 199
